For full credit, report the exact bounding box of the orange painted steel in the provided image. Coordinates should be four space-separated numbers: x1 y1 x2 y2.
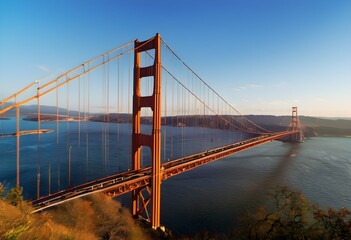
30 131 300 214
31 168 152 213
161 131 300 180
0 80 39 187
288 107 303 142
132 34 162 229
2 35 306 230
0 42 134 116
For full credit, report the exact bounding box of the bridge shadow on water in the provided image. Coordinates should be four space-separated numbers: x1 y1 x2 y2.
149 141 303 236
0 33 304 235
242 142 301 196
232 142 302 222
192 142 303 235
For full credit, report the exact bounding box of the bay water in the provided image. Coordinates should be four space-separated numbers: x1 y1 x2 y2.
1 118 350 235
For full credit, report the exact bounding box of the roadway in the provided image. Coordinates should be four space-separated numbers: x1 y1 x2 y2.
31 130 300 213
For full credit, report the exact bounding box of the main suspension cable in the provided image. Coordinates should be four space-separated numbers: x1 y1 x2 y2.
161 38 271 134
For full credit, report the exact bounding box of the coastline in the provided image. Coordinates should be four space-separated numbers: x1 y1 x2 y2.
0 129 53 137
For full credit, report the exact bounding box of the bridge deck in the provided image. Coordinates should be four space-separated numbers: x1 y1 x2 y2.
31 130 299 213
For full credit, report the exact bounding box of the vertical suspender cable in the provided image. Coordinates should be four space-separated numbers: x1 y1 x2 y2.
103 56 106 174
117 58 120 142
161 73 167 161
1 104 3 134
106 55 110 174
86 63 90 175
56 81 60 191
102 56 105 173
82 65 87 180
76 75 80 181
15 97 20 187
128 53 131 170
37 86 41 198
66 76 70 188
181 83 184 157
115 56 121 169
171 72 174 159
78 76 81 150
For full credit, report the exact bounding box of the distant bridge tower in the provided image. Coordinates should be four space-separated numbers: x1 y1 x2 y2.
132 34 162 229
288 107 304 142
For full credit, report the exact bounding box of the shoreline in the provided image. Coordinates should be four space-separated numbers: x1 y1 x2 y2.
0 129 53 137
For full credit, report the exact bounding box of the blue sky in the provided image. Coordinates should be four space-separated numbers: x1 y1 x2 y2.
1 0 350 117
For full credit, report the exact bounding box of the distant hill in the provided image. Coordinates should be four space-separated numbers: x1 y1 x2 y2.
248 115 351 137
299 116 351 137
2 102 350 137
300 116 351 129
2 102 82 117
90 114 351 138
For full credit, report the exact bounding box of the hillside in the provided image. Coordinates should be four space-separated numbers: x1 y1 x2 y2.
2 103 350 137
0 188 149 240
249 115 351 137
1 102 79 116
161 115 351 137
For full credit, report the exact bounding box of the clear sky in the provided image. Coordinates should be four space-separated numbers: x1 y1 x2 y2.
1 0 350 117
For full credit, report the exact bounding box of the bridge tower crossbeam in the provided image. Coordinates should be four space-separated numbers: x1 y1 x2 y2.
132 34 162 229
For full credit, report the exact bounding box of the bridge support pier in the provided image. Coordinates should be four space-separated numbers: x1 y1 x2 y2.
132 34 162 229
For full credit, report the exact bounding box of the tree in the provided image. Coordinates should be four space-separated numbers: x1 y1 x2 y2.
233 185 351 240
0 182 4 197
243 186 312 239
5 186 24 206
312 207 351 239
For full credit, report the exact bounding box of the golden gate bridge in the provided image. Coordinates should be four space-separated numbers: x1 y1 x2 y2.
0 34 303 229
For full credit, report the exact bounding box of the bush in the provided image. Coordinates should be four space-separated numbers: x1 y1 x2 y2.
5 186 24 206
0 182 4 196
0 198 30 239
312 207 351 239
232 185 351 240
0 186 150 240
49 193 149 240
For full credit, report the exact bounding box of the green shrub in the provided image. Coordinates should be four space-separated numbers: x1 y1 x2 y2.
5 187 23 206
232 185 351 240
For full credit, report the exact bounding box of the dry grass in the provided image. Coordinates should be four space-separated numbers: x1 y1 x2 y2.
0 192 150 240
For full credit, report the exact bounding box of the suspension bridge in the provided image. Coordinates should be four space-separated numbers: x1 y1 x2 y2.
0 34 303 229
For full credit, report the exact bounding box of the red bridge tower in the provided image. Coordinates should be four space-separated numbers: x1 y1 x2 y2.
288 107 304 142
132 34 162 229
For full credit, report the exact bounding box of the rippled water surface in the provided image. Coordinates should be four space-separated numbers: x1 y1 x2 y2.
1 118 351 235
159 137 351 234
